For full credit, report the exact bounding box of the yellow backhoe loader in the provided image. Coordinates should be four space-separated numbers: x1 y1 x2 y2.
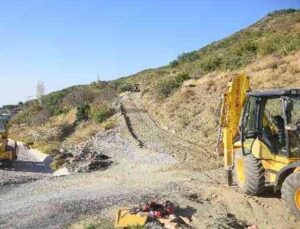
0 117 17 164
217 74 300 219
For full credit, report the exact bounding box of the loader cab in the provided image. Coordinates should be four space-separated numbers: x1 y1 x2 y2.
241 89 300 158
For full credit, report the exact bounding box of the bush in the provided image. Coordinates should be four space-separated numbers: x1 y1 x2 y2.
170 60 179 68
76 104 91 122
10 100 41 126
117 83 133 93
155 73 190 99
258 33 300 56
268 9 297 17
91 105 114 123
63 87 94 108
32 108 51 125
177 51 200 63
233 40 258 56
198 55 222 72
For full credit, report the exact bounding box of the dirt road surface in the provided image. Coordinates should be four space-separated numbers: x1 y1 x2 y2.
0 142 52 186
0 93 299 229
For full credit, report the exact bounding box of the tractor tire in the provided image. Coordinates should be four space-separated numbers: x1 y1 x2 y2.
282 172 300 220
234 150 265 195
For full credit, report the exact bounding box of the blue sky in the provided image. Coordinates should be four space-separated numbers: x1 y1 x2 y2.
0 0 299 105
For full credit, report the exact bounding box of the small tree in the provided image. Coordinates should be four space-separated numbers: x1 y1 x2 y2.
76 104 91 122
63 88 94 108
36 81 45 107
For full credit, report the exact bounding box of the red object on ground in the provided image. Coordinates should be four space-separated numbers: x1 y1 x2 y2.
139 201 175 219
154 211 163 218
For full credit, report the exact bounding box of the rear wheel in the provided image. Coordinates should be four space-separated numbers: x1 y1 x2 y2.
282 172 300 220
234 150 265 195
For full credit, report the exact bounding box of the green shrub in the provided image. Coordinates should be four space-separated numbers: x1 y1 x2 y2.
117 83 133 93
177 51 200 63
258 33 300 56
76 104 91 122
170 60 179 68
233 40 258 56
10 100 41 126
44 91 68 108
222 49 256 70
155 73 190 99
91 105 114 123
268 9 297 17
198 55 222 72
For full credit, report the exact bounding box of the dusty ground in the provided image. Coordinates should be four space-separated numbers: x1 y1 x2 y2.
0 93 299 229
0 143 52 186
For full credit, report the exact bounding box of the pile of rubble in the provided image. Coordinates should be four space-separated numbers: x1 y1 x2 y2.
55 143 112 173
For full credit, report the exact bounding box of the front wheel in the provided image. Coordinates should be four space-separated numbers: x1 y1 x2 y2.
234 150 265 195
282 172 300 220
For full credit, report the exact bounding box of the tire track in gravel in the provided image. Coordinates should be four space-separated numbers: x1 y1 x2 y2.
120 93 220 170
120 102 144 148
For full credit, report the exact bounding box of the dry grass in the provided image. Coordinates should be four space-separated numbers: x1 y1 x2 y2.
102 117 118 130
140 51 300 155
10 109 105 154
63 121 103 148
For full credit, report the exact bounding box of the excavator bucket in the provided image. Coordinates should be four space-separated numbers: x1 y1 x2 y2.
115 208 148 228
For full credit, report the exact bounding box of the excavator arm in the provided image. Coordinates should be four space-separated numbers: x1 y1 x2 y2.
217 74 250 184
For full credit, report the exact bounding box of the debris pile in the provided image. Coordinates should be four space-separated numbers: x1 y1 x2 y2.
116 201 192 229
55 144 112 173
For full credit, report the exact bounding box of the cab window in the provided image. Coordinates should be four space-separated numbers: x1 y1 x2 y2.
262 98 285 154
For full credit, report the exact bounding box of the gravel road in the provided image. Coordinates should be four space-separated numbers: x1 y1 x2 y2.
0 142 52 186
0 93 299 229
0 96 186 228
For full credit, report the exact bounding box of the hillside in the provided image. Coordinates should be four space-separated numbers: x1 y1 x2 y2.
115 9 300 157
9 81 119 168
9 9 300 165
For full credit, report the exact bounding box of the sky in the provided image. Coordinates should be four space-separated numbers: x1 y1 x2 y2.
0 0 299 105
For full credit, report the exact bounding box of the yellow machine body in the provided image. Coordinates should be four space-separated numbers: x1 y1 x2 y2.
219 74 250 170
115 208 148 228
242 138 300 183
219 75 300 180
218 74 300 218
0 119 16 161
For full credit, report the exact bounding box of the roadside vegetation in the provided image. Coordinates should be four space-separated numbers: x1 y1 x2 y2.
9 81 119 168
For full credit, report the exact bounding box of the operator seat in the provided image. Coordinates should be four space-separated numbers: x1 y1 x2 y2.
273 115 286 146
261 115 285 154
